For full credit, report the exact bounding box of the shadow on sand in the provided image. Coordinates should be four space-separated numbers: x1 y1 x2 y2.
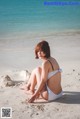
55 91 80 104
33 91 80 104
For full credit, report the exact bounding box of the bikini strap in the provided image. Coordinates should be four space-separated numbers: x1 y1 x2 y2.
48 60 54 70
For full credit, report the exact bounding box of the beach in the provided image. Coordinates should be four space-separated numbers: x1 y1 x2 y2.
0 0 80 118
0 31 80 119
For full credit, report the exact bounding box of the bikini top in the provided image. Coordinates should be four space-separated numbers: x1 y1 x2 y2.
47 60 62 79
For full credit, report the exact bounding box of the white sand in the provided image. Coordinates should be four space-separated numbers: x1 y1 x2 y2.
0 31 80 119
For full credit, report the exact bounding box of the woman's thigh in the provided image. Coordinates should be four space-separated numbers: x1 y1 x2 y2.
34 67 42 85
41 90 48 100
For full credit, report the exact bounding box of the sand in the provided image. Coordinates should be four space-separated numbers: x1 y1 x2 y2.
0 31 80 119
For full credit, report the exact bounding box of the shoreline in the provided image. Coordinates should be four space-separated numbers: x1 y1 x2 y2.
0 29 80 39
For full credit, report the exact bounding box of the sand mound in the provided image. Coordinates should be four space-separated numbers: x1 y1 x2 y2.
0 70 31 87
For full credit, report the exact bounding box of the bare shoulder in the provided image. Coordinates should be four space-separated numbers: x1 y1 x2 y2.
51 57 60 68
42 60 49 68
51 57 57 62
51 57 58 63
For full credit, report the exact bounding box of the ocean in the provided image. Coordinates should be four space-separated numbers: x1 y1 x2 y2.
0 0 80 37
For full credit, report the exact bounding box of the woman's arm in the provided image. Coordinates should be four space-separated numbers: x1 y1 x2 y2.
28 61 48 103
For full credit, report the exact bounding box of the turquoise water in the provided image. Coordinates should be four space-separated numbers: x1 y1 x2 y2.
0 0 80 36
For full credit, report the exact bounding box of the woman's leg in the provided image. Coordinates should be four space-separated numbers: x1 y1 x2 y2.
22 67 42 94
33 67 48 100
21 67 48 100
40 91 48 100
26 67 48 100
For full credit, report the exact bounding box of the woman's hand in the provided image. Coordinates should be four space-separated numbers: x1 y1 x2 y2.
28 93 37 103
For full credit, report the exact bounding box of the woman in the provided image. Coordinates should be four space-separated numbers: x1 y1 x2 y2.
22 40 63 103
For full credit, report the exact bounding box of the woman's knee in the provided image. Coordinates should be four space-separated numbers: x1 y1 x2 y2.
36 67 42 72
33 67 42 74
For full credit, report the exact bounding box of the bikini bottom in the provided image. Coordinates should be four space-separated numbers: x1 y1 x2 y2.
47 86 63 101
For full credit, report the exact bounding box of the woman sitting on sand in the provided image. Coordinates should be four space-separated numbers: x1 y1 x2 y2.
21 40 63 103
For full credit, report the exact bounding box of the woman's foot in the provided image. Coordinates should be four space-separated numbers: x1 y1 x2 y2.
24 89 34 95
20 84 30 91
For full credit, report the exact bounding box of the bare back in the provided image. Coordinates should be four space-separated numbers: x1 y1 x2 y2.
47 57 62 94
